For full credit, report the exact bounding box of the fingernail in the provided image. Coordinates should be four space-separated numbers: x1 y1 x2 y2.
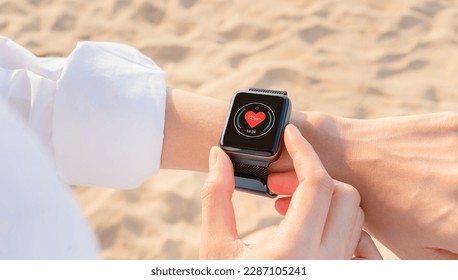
209 146 219 170
286 124 300 136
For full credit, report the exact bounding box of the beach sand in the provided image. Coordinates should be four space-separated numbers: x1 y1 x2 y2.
3 0 458 259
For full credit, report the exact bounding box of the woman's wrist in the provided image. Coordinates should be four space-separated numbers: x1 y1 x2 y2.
160 87 367 184
160 87 227 171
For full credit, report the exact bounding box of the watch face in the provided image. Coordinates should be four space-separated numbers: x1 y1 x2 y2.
221 91 290 156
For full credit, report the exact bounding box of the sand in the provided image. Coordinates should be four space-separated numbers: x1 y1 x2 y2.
3 0 458 259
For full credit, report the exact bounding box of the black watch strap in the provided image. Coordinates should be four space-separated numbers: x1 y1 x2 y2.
232 158 272 196
249 88 287 95
231 88 288 197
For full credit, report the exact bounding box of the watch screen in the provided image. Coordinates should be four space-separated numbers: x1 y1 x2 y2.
221 92 289 156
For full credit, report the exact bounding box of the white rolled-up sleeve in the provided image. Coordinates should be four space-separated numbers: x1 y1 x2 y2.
0 37 167 189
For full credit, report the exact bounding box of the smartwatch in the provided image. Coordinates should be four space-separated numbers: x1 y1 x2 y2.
219 88 292 197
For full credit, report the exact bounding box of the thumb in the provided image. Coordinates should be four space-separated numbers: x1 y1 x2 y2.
200 146 239 259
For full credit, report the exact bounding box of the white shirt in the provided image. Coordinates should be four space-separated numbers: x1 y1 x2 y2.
0 37 167 259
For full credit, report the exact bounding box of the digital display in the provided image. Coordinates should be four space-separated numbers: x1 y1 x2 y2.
221 92 290 156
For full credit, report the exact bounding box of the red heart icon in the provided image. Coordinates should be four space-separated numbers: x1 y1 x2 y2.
244 111 266 128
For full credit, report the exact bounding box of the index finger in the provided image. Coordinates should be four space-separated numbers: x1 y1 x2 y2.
276 125 334 247
284 124 327 182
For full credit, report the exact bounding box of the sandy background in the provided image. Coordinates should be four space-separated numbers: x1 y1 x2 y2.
3 0 458 259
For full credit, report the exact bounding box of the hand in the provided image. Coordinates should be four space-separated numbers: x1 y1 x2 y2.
200 124 381 259
270 112 458 259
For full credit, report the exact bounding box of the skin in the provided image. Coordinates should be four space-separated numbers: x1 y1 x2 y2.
269 114 458 260
161 88 458 259
200 125 382 259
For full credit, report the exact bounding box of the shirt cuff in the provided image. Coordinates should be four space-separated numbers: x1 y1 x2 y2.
54 41 166 189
